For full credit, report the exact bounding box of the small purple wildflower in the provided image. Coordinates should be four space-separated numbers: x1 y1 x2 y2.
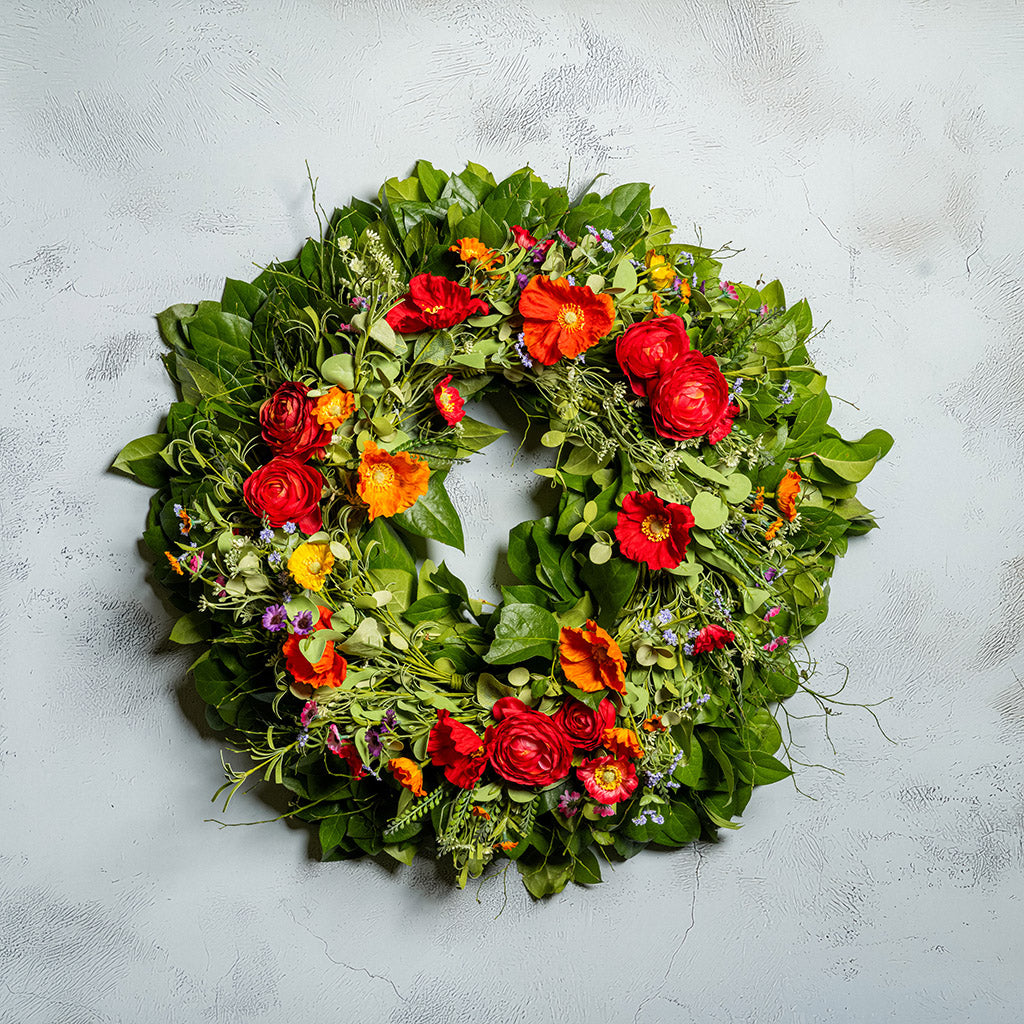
686 627 701 640
600 228 614 241
730 377 744 399
291 610 314 636
574 352 586 364
682 642 695 656
268 552 282 566
282 591 292 603
557 791 582 818
661 629 678 646
565 274 576 286
585 224 598 237
259 527 274 542
513 333 533 369
778 379 794 406
173 503 183 514
352 296 368 309
366 727 383 759
639 619 654 633
283 521 297 535
262 604 289 631
516 272 529 290
656 609 672 626
297 727 309 750
601 240 614 253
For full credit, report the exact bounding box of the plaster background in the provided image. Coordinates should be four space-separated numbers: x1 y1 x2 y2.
1 1 1022 1021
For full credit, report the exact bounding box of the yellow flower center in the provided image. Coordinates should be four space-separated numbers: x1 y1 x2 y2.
423 304 444 315
371 464 396 487
557 304 584 331
640 515 670 542
439 391 457 412
595 765 623 790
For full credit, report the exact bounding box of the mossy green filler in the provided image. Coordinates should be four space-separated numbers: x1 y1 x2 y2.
115 161 891 897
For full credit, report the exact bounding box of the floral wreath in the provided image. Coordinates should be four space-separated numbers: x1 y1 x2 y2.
115 161 891 897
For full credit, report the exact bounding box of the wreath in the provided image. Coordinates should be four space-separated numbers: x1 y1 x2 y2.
115 160 891 897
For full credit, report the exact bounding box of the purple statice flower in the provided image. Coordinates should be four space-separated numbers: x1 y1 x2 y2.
282 591 292 603
661 629 678 646
300 700 318 727
778 379 794 406
291 610 314 636
639 619 654 633
682 642 695 656
282 521 297 535
297 727 309 750
601 240 614 253
574 352 586 364
262 604 289 631
686 627 700 640
557 791 582 818
514 333 533 369
730 377 744 399
268 552 282 567
565 274 576 286
600 228 614 241
585 224 599 237
557 229 575 248
656 609 672 626
516 272 529 290
259 527 274 542
173 503 183 514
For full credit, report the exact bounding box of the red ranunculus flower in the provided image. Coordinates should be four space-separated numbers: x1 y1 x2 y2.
484 698 572 787
577 756 639 805
646 351 731 441
259 382 332 460
511 225 538 248
242 456 323 533
614 490 695 570
427 709 488 789
616 315 691 397
385 274 488 333
552 697 616 750
433 374 465 426
708 400 740 445
282 606 348 696
692 623 736 654
518 275 615 365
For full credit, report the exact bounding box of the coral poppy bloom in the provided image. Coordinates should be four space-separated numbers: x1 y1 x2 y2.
388 758 426 797
765 517 783 542
282 606 347 696
357 440 430 520
559 620 626 694
518 275 615 365
427 709 488 789
615 490 695 571
602 726 642 760
577 756 638 805
433 374 465 426
287 541 334 592
642 715 665 733
449 236 499 271
692 624 735 654
385 273 488 333
776 470 801 521
313 387 356 430
751 486 765 512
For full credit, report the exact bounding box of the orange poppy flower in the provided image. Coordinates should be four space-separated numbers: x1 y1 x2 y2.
313 387 356 430
652 292 666 316
776 471 801 521
450 236 499 272
677 278 691 304
559 619 626 694
164 551 184 575
518 275 615 365
641 715 665 733
765 517 783 542
751 486 765 512
388 757 426 797
357 439 430 520
602 726 642 759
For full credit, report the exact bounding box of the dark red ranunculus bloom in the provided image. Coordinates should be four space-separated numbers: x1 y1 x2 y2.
616 315 691 397
385 274 488 333
427 709 488 789
646 351 731 441
692 624 736 654
552 697 616 750
614 490 695 570
259 382 331 460
484 699 572 787
242 456 323 533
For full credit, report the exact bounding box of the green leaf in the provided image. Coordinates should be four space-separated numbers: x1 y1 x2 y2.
505 521 537 584
319 814 348 851
484 603 561 665
785 389 832 456
321 353 355 389
340 617 387 656
169 611 207 645
392 470 465 551
364 518 416 574
220 278 266 320
517 857 573 898
690 492 729 530
111 433 170 487
747 751 793 785
185 309 252 375
611 259 638 295
580 557 638 629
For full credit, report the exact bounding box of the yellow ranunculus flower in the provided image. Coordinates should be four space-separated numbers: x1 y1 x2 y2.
287 541 335 592
645 250 675 289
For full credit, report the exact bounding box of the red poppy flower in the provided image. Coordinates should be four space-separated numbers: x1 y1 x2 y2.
614 491 695 570
518 275 615 365
577 756 638 805
281 605 348 696
433 374 465 425
385 274 488 333
427 709 488 789
511 225 538 248
692 624 735 654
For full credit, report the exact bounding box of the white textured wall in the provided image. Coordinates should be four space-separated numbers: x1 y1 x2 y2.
2 2 1022 1021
